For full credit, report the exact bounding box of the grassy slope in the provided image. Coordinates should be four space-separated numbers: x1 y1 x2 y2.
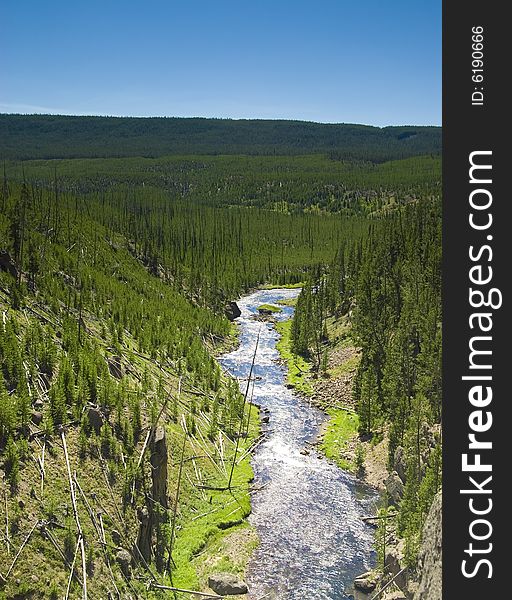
275 320 314 396
275 314 361 471
321 410 360 472
0 284 258 599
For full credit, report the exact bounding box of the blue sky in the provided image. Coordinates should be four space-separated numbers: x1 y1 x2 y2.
2 1 441 126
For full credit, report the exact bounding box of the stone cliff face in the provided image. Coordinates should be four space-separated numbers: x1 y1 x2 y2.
355 490 442 600
412 491 442 600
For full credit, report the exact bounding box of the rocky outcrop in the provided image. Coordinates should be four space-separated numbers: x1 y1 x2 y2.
385 471 404 505
134 427 170 567
225 301 241 321
208 573 248 595
0 251 17 278
151 426 169 570
354 491 442 600
393 446 407 483
385 542 407 591
412 491 442 600
115 549 132 577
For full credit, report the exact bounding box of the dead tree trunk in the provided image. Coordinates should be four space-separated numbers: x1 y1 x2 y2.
135 506 152 563
150 426 168 510
150 426 168 571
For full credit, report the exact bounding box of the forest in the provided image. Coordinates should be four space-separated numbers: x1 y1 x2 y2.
0 118 441 599
0 114 441 162
290 197 442 565
11 153 441 212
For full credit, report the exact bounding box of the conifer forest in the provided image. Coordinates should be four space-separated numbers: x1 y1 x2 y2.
0 114 442 599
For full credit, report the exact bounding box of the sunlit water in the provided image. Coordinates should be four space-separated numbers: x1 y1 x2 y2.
218 289 378 600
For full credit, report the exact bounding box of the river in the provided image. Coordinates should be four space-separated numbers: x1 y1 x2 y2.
218 289 378 600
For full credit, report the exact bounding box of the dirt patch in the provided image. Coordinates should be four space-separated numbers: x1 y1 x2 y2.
328 345 359 371
361 435 388 491
312 346 360 411
310 344 389 491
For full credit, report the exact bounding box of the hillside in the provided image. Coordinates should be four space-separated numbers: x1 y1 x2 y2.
7 153 440 214
0 114 441 162
0 178 269 598
278 196 442 594
0 164 380 598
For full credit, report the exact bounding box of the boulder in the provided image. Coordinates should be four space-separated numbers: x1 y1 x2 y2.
115 549 132 577
0 251 17 278
385 471 405 505
31 411 43 426
385 546 407 590
208 573 248 595
225 301 241 321
111 529 122 546
354 571 377 593
393 446 407 483
87 406 104 434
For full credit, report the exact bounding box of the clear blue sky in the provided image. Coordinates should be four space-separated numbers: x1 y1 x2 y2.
2 1 441 126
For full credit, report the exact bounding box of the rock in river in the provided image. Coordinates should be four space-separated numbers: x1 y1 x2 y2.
225 301 241 321
354 570 378 593
208 573 248 595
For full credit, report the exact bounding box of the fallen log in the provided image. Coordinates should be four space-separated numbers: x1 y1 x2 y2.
369 567 407 600
3 520 39 581
149 582 223 598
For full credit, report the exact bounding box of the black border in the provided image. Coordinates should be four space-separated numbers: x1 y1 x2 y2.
443 2 507 597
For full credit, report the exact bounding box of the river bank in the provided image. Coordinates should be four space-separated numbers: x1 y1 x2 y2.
268 303 444 600
219 289 378 599
271 305 388 492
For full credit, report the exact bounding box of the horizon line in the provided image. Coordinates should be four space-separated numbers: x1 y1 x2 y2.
0 111 442 129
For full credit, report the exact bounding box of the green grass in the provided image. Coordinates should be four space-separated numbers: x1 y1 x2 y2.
276 297 297 307
275 320 313 395
321 409 360 471
170 406 261 593
260 282 304 290
257 303 282 313
325 315 355 348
